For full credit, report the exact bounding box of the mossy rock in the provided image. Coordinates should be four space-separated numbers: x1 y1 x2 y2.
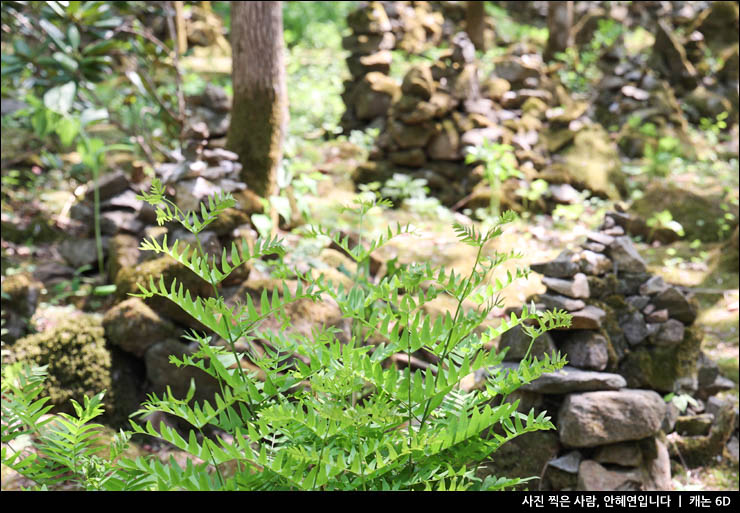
10 315 114 416
476 430 560 491
555 125 626 200
114 256 214 328
631 182 739 242
2 272 42 318
668 404 737 468
618 325 703 393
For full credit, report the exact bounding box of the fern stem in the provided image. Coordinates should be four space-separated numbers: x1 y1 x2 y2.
418 237 487 432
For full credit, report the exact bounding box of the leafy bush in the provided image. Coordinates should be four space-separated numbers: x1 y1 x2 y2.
555 19 623 95
2 183 571 490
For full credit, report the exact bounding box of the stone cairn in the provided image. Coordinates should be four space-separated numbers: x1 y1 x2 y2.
340 2 397 133
355 32 508 206
340 1 459 134
472 211 737 490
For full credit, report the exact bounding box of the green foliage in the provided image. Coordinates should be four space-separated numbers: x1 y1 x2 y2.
646 210 685 238
3 183 571 490
663 392 699 414
1 362 131 490
484 4 548 46
555 19 623 94
282 1 356 49
465 141 521 220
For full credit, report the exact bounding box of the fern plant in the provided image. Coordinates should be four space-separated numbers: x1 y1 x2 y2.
2 180 571 491
1 362 131 490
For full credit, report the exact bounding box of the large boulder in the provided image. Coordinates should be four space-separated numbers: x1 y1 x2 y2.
650 20 698 90
549 125 625 201
558 389 666 447
631 182 739 243
103 297 179 358
9 314 113 416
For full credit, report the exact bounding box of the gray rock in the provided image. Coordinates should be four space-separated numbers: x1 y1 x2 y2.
582 242 606 253
145 339 220 402
698 375 736 399
171 229 222 259
654 318 685 346
174 177 221 212
560 331 609 371
705 396 731 420
577 460 643 491
676 413 714 436
593 442 643 467
531 250 579 278
616 272 651 296
580 250 612 275
620 311 649 346
653 287 696 325
538 293 586 312
85 170 129 202
569 306 607 330
662 401 680 433
646 309 669 323
542 272 590 299
586 231 615 246
549 183 580 204
697 352 720 390
498 325 557 362
626 295 650 311
608 236 647 273
101 210 143 235
645 323 661 337
460 127 502 147
541 451 582 491
498 363 626 394
558 390 666 447
103 298 178 358
639 275 669 296
478 430 559 491
59 237 109 268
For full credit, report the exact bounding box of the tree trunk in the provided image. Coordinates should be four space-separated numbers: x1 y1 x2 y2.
227 1 287 198
543 1 573 62
465 1 486 51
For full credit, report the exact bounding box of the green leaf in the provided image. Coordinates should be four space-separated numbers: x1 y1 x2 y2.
39 18 68 52
67 25 80 51
55 116 80 147
43 81 76 115
251 214 273 239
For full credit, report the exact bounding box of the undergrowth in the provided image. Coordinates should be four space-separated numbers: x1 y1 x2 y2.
2 181 571 491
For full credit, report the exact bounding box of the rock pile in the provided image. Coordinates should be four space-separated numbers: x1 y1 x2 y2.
340 1 462 134
354 32 507 206
340 2 398 133
474 211 737 490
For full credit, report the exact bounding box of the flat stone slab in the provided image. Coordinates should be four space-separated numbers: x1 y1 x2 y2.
538 293 586 312
531 250 579 278
567 305 607 330
497 363 626 394
558 389 666 447
542 272 590 299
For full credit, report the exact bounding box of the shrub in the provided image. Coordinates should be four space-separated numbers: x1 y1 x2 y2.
2 181 571 490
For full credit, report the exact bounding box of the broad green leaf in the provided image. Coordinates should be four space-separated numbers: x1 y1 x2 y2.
43 81 76 115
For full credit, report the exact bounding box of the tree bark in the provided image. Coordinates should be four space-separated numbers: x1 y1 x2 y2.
465 1 486 51
543 1 573 61
227 1 287 198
